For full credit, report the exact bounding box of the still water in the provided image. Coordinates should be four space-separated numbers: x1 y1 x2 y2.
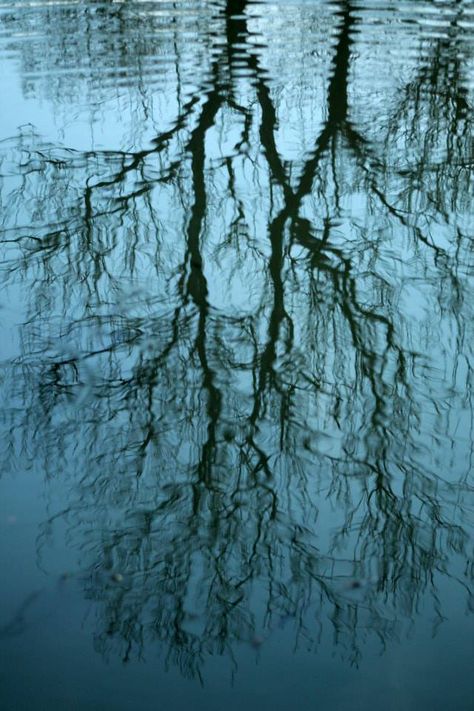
0 0 473 708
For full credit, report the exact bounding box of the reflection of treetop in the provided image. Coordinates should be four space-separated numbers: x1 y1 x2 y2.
0 0 473 677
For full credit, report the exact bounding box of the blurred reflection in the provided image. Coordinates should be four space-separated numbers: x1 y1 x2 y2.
0 0 473 678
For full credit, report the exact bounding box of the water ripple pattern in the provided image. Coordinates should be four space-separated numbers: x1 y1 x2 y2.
0 0 473 700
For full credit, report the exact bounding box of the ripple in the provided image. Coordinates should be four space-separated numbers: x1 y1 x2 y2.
0 0 473 700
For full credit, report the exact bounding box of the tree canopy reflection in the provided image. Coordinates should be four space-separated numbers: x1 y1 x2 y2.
0 0 473 677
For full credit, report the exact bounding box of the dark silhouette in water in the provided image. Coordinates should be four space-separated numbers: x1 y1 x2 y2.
0 591 43 639
0 0 472 681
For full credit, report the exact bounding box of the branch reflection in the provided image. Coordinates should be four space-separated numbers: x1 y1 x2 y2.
0 0 472 677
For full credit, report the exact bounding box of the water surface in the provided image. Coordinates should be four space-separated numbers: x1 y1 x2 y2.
0 1 473 709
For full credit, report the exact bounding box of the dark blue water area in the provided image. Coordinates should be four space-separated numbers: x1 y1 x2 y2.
1 480 471 711
0 1 473 709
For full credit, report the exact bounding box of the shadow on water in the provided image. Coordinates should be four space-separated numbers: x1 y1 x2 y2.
0 0 473 685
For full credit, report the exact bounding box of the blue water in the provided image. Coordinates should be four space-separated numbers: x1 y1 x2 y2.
0 1 473 709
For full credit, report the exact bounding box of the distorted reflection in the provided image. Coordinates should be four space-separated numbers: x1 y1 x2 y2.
0 0 473 681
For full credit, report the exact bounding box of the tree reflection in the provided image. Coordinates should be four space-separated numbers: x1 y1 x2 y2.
0 0 473 677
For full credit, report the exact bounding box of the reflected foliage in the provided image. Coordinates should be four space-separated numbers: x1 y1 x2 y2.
0 0 473 677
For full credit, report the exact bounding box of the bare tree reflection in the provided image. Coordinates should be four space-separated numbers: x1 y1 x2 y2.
0 0 473 677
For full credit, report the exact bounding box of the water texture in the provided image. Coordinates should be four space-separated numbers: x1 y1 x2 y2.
0 1 473 709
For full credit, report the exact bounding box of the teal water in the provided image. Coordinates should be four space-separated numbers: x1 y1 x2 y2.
0 1 473 709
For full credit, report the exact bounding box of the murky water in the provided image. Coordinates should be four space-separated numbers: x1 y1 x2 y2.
0 1 473 708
